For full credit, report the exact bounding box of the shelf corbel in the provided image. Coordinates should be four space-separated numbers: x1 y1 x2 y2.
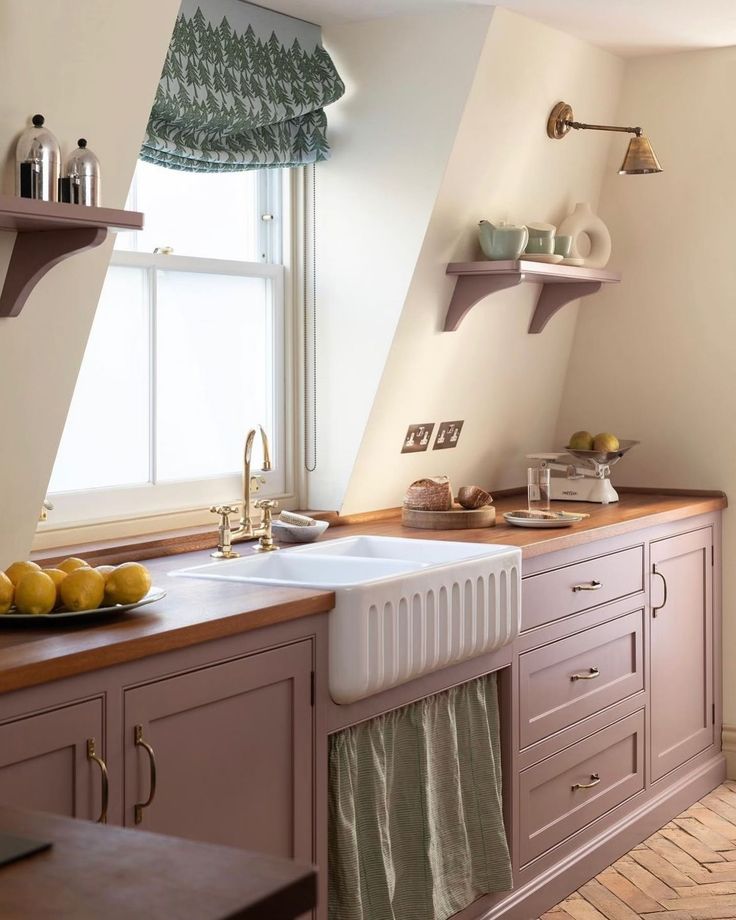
444 274 524 331
527 280 603 334
0 227 107 318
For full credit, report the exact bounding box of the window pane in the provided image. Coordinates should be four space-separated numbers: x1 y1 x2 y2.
50 268 150 492
155 271 270 482
115 161 260 261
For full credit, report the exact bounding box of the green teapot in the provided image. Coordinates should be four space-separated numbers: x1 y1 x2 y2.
478 220 529 261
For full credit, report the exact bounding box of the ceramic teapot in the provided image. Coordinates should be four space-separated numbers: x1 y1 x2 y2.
478 220 529 261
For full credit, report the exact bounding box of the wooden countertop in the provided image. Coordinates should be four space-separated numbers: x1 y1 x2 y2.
0 806 316 920
1 490 725 696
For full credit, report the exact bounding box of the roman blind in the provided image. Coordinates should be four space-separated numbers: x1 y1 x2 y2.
141 0 345 171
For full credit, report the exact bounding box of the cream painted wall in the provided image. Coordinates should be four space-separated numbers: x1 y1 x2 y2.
555 48 736 733
340 8 623 514
0 0 179 566
308 6 495 510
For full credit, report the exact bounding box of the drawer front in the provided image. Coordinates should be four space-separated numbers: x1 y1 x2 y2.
519 710 644 865
519 608 644 748
522 545 644 631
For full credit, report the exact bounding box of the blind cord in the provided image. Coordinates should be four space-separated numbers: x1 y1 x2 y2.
303 163 317 473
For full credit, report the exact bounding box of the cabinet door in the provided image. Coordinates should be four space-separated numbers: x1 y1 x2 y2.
0 699 105 820
650 528 713 782
124 641 313 862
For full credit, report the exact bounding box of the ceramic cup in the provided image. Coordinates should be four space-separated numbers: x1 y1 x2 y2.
525 235 555 255
554 234 573 258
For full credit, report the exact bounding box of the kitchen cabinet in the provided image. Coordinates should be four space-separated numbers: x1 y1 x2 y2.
123 640 313 861
650 527 714 782
0 698 105 821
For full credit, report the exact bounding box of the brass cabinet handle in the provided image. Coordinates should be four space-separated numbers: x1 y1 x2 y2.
572 772 601 791
652 565 668 617
572 580 602 592
571 666 600 682
86 738 109 824
134 724 157 825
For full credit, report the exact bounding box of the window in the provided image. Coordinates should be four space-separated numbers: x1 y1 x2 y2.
47 161 288 531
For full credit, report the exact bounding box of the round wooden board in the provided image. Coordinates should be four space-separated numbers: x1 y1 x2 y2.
401 505 496 530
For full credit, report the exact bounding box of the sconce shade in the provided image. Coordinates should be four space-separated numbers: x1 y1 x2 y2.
619 134 662 174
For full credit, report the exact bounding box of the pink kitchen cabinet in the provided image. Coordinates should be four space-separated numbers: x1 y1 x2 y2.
0 697 105 822
650 527 714 782
123 640 314 862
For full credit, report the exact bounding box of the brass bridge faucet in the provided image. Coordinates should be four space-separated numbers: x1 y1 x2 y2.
231 425 272 542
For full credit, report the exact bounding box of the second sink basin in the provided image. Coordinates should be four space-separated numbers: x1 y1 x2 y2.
171 535 521 704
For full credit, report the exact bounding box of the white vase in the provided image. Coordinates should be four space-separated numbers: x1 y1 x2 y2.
558 202 611 269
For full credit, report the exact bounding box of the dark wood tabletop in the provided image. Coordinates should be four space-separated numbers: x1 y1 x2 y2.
0 806 316 920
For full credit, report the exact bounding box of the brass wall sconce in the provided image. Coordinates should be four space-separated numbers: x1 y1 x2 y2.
547 101 662 175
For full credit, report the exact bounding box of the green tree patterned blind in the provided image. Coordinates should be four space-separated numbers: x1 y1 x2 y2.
141 0 345 171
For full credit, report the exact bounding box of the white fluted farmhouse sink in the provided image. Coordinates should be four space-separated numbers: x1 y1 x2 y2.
171 536 521 704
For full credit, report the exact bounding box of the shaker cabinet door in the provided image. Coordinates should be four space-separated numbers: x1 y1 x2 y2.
123 640 313 861
0 698 105 821
650 528 713 782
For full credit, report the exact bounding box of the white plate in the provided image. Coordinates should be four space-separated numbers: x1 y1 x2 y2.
521 253 564 264
561 257 585 266
504 512 585 529
0 587 166 624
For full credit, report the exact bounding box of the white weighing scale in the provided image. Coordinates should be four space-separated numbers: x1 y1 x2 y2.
527 440 639 504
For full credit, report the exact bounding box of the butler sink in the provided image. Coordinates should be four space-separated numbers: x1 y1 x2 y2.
171 536 521 704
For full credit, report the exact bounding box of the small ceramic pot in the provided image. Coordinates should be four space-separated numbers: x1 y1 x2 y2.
525 235 555 255
554 234 573 258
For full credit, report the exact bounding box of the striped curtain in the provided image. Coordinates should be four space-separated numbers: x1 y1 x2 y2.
141 0 344 171
329 673 512 920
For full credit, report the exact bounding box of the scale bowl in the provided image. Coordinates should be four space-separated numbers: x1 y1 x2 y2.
564 439 640 465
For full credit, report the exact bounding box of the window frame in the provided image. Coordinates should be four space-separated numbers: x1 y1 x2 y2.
40 167 296 542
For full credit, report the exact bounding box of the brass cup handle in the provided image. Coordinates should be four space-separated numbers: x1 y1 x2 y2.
571 666 600 682
86 738 109 824
572 580 602 592
134 724 157 825
572 772 601 791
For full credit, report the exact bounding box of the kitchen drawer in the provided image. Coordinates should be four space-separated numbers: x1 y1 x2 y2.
519 608 644 748
522 545 644 631
519 709 644 865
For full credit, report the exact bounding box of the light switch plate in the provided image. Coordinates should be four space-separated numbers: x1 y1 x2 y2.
401 423 434 453
434 420 464 450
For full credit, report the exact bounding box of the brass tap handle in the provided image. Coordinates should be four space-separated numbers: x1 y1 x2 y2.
254 499 279 553
87 738 109 824
210 505 240 559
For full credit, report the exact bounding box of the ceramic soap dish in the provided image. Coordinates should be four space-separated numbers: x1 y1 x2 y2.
272 512 329 544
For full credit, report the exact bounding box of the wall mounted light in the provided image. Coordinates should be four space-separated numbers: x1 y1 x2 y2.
547 101 662 175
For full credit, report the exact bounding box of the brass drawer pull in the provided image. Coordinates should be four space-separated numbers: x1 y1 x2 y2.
652 565 668 617
86 738 109 824
134 724 157 825
572 580 602 592
571 666 600 682
572 772 601 791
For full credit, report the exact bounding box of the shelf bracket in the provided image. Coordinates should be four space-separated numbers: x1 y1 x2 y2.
528 280 603 334
0 227 108 318
444 274 524 331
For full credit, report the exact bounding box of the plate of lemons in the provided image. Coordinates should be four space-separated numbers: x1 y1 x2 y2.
0 557 165 623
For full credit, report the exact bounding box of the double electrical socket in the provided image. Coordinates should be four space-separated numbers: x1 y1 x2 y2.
401 420 464 453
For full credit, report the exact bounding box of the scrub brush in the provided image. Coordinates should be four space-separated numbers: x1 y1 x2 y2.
279 510 317 527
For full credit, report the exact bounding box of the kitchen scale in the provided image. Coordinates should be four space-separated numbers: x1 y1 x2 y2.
527 440 639 504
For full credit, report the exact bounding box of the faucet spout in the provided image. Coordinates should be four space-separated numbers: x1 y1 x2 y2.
232 425 272 542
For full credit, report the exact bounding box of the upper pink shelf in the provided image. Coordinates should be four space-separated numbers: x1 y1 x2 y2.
0 195 144 318
445 260 621 334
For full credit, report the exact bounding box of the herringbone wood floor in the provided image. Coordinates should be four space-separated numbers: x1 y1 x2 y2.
539 782 736 920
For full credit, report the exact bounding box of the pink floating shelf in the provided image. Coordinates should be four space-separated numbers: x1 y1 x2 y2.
0 195 144 318
444 260 621 334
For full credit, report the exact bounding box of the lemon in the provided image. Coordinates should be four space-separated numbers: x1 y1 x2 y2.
57 557 90 575
592 432 620 452
43 568 68 608
60 568 105 612
5 560 41 588
568 430 594 451
104 562 152 606
0 573 14 614
95 565 116 581
15 571 56 615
